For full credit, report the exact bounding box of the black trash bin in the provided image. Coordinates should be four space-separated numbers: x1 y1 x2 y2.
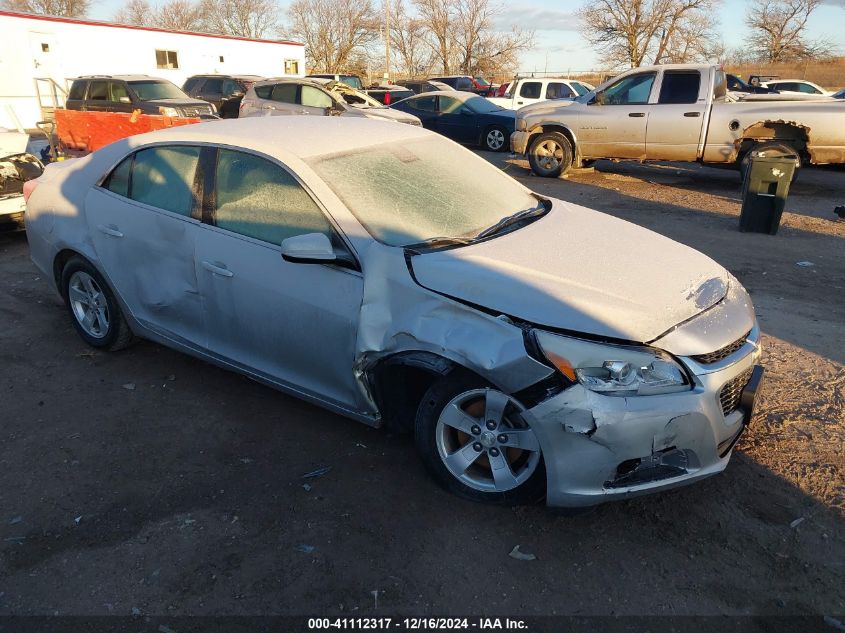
739 156 796 234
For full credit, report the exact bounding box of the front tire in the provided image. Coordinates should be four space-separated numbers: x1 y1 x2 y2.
483 125 509 152
415 372 545 505
528 131 574 177
61 257 134 351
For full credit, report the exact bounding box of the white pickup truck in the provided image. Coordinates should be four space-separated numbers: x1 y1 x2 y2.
487 77 595 110
510 64 845 177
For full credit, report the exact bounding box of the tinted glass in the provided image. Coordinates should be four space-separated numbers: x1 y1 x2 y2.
203 78 223 93
222 79 240 95
301 85 333 108
110 81 129 102
183 77 200 93
89 81 108 100
214 149 332 245
68 80 87 100
128 81 188 101
270 83 297 103
464 95 503 114
438 96 465 113
798 83 819 94
130 146 200 216
455 78 473 91
658 72 701 104
409 95 436 111
520 82 541 99
571 82 592 96
103 155 132 197
546 82 574 99
601 72 656 105
254 85 271 99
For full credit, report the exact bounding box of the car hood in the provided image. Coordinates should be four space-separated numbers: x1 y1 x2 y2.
409 199 730 342
360 107 421 124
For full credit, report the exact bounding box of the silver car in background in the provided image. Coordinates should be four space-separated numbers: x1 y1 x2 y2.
239 77 421 126
24 117 763 509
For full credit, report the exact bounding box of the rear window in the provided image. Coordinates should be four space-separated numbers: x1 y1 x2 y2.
658 72 701 104
68 80 87 100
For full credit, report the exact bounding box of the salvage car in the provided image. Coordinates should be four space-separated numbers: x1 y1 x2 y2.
66 75 218 119
512 64 845 177
183 74 263 118
390 91 515 151
759 79 833 96
239 78 421 125
24 117 763 509
1 128 44 229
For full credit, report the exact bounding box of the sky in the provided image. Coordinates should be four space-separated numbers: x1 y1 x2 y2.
87 0 845 72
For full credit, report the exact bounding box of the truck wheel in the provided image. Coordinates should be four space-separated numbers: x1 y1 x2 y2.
528 132 573 177
740 142 800 184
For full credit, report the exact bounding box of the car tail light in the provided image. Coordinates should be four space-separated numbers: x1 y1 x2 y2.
23 178 39 203
383 91 391 105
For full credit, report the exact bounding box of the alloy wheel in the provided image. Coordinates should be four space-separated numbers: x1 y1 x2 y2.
68 270 110 339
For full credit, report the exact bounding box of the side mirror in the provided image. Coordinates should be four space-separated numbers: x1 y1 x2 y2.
281 233 336 264
119 96 131 104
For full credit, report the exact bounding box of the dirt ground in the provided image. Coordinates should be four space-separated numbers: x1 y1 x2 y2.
0 153 843 623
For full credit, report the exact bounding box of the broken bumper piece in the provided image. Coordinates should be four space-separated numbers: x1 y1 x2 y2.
524 347 763 508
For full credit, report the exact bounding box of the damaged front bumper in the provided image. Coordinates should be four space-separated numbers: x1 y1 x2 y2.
524 331 763 508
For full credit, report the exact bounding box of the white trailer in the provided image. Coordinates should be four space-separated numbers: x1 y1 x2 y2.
0 10 306 129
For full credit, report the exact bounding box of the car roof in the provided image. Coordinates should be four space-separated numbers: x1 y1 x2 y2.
121 116 431 161
189 74 264 80
73 75 162 81
253 77 323 87
404 90 478 101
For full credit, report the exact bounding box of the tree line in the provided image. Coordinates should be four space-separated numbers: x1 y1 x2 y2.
2 0 838 74
579 0 838 68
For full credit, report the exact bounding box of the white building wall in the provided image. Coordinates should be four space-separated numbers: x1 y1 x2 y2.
0 11 305 129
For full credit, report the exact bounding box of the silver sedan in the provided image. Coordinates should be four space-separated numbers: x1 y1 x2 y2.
24 117 763 509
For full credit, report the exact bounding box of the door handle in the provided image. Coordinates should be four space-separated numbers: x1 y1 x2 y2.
628 112 645 118
201 260 234 277
684 112 701 117
517 101 523 105
97 224 123 238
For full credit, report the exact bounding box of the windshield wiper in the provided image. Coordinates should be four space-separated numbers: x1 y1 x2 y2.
475 195 552 240
404 236 475 253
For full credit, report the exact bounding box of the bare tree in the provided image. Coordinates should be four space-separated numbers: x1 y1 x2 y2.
389 0 436 77
414 0 455 73
286 0 379 72
746 0 832 62
2 0 89 17
578 0 718 68
200 0 280 38
114 0 152 24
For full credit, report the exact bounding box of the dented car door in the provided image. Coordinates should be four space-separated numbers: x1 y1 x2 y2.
84 145 206 347
194 147 367 411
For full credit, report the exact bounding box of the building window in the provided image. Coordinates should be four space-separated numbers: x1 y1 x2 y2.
219 55 225 63
155 49 179 69
284 59 299 75
41 43 50 52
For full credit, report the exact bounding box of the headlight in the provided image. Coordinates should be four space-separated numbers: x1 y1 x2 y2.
516 118 527 131
535 331 690 396
210 103 218 113
159 106 181 117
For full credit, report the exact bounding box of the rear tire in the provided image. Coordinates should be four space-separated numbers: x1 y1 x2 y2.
61 257 134 351
415 371 546 506
528 131 574 177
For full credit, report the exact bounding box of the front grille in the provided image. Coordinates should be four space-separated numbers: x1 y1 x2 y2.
719 367 754 416
692 331 751 364
182 105 213 117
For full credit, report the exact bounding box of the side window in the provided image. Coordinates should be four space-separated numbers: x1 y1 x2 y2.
203 78 223 94
68 81 87 100
658 72 701 104
213 149 333 245
130 146 200 216
410 95 436 111
520 82 541 99
300 85 333 108
88 80 108 101
103 155 133 198
799 83 819 94
109 82 129 102
546 82 574 99
456 78 473 91
254 84 271 99
270 83 297 103
183 77 200 93
600 72 656 105
221 79 239 95
438 96 465 113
